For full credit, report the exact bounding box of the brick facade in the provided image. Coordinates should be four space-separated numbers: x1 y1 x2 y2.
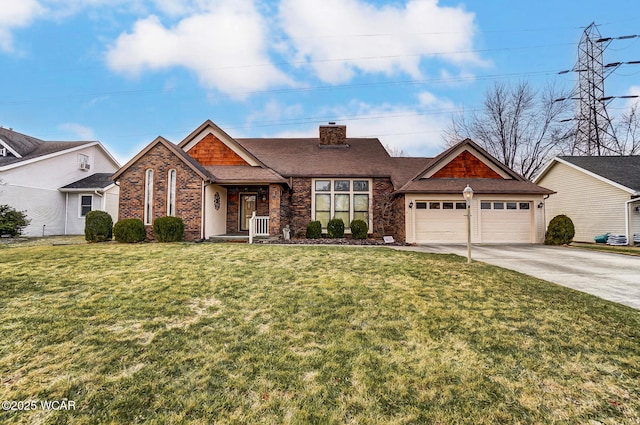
432 150 502 179
117 143 203 241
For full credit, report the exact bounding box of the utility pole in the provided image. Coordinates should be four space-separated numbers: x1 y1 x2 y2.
558 23 639 155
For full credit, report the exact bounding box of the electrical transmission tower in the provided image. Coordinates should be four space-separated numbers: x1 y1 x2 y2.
574 23 615 155
559 23 639 155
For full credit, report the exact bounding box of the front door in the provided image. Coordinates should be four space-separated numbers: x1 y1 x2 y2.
239 194 257 231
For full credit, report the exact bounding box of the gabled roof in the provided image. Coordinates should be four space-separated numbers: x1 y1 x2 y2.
399 138 553 195
0 127 44 157
409 138 526 182
112 136 212 182
0 127 120 171
178 120 265 167
535 156 640 195
59 173 116 191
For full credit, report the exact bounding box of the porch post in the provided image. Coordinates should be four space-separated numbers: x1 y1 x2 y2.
269 184 281 237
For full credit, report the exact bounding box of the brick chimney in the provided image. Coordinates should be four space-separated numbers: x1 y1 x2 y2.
319 122 347 146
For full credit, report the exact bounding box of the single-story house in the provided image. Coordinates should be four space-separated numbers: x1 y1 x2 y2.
0 127 120 236
534 156 640 244
113 120 553 243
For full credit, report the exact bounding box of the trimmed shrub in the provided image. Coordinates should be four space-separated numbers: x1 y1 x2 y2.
114 218 146 243
350 219 368 239
545 214 575 245
306 221 322 239
153 216 185 242
84 210 113 242
327 218 345 238
0 204 30 237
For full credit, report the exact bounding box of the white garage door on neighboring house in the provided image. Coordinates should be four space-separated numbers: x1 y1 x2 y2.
479 201 532 243
414 200 468 243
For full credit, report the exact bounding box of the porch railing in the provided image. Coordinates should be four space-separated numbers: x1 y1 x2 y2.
249 211 270 244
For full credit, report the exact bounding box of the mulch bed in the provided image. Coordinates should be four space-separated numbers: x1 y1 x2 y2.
259 237 406 246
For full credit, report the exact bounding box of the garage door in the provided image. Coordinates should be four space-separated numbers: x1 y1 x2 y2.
414 201 468 243
480 201 532 243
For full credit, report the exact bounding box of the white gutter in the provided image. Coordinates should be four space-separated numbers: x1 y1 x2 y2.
625 196 640 246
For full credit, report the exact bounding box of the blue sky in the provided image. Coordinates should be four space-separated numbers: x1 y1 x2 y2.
1 0 638 164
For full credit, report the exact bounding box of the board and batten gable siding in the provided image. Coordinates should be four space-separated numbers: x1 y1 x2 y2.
537 161 633 242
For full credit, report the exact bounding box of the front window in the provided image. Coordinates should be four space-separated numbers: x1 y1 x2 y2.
167 169 177 216
80 195 92 217
312 179 371 230
144 169 154 225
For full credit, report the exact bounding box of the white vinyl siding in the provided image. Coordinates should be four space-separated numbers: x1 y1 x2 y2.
537 162 635 242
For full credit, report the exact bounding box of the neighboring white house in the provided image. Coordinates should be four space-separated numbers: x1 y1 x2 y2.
0 127 120 237
534 156 640 244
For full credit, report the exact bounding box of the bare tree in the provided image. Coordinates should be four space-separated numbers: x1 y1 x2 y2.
613 102 640 155
384 143 408 157
444 81 573 179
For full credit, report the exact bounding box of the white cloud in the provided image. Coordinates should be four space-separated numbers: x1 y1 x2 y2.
279 0 482 84
106 1 292 98
0 0 44 52
59 123 97 140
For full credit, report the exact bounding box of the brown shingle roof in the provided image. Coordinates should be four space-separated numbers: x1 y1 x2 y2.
400 178 554 195
237 138 396 178
204 166 287 184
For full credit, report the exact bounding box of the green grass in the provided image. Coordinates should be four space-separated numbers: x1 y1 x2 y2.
1 240 639 424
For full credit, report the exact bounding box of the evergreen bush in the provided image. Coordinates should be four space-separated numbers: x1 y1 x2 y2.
327 218 345 238
114 218 146 243
350 219 368 239
0 204 30 237
153 216 185 242
545 214 575 245
84 210 113 242
306 221 322 239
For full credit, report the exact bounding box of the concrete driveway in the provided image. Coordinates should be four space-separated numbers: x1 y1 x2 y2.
395 244 640 310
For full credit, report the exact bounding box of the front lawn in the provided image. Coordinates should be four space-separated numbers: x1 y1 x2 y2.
0 241 639 424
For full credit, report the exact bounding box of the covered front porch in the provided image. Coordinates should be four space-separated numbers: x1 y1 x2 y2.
203 183 285 240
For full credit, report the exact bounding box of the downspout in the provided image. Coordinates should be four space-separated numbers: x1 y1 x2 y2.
64 193 69 235
94 190 104 210
625 196 640 246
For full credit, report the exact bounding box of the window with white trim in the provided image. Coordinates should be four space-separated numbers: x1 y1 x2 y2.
144 169 154 225
312 179 371 229
80 195 92 217
167 169 177 216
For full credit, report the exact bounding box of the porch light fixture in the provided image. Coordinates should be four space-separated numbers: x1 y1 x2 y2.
462 185 473 264
409 201 414 209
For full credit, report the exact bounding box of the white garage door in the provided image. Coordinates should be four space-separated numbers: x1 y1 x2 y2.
480 201 532 243
414 201 468 243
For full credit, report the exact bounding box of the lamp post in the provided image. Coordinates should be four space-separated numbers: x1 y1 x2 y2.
463 185 474 264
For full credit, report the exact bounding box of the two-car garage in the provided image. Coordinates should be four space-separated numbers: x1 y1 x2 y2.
407 197 538 244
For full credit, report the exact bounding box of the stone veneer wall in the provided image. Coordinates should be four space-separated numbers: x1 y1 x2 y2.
117 143 203 241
